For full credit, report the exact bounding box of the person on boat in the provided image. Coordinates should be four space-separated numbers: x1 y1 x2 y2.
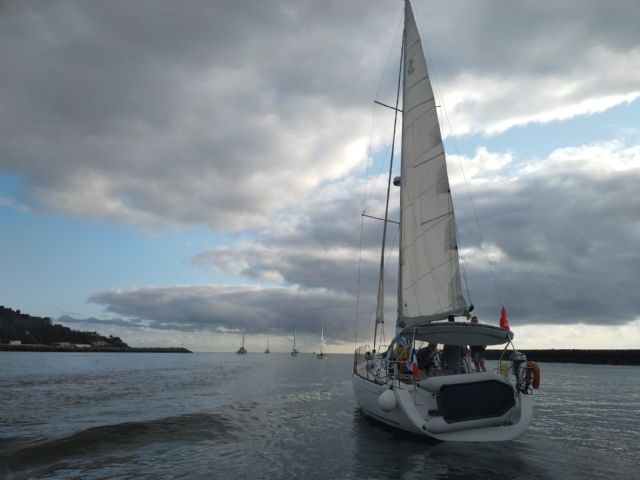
469 316 487 372
462 345 473 373
417 342 439 376
442 344 464 374
393 320 410 376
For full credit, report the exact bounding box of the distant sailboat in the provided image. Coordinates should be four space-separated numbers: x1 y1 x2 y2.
290 328 299 356
316 327 327 359
236 330 247 355
265 339 271 354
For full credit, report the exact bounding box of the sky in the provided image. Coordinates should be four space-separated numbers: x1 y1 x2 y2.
1 0 639 352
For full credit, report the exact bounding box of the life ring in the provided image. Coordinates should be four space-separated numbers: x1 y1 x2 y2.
525 361 541 389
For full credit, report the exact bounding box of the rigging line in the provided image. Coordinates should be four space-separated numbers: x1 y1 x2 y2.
362 12 405 216
363 223 401 349
359 225 400 347
374 28 405 353
353 212 365 346
411 1 502 306
362 213 399 225
378 224 400 349
356 17 403 348
356 92 382 347
442 110 504 304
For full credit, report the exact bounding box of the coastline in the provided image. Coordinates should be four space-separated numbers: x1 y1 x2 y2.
0 344 192 353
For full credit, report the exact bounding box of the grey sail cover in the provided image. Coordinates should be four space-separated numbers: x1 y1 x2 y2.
399 1 467 328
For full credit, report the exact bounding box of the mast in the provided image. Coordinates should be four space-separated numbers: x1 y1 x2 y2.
373 18 405 352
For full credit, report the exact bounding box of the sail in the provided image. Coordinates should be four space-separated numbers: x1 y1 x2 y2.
399 1 467 327
320 328 326 355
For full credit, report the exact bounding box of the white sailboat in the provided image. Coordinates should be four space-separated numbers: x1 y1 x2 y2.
352 0 539 441
316 327 327 359
290 328 299 356
236 330 247 355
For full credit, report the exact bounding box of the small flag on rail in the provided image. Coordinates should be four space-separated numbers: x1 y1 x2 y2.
407 349 420 380
499 305 510 330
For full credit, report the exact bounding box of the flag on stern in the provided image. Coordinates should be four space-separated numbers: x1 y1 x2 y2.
499 305 510 330
407 349 420 380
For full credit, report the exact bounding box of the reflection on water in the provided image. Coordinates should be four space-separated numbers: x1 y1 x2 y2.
1 353 637 479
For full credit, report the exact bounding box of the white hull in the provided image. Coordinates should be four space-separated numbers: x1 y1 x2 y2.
352 370 532 441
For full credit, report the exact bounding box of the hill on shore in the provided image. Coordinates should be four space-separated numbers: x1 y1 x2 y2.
0 305 128 347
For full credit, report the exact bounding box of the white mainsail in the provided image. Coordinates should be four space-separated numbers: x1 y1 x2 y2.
399 1 467 327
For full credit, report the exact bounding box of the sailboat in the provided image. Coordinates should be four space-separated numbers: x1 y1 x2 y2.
236 330 247 355
316 327 328 359
290 328 299 356
265 339 271 354
352 0 539 441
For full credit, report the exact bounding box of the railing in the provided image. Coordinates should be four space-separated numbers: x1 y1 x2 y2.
355 343 521 386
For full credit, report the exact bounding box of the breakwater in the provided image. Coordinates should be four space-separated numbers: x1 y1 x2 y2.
486 349 639 365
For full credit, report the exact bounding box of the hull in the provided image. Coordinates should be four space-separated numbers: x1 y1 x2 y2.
352 371 532 441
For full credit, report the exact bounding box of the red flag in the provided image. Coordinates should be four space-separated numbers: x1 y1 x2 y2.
407 350 420 380
499 305 510 330
411 360 420 380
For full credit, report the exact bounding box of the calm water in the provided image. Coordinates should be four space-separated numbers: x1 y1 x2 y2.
1 352 638 479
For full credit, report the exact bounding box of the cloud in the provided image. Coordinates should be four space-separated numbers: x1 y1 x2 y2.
81 137 640 345
1 0 394 230
87 284 357 342
4 1 639 348
188 140 640 329
2 0 640 230
57 314 148 330
452 141 640 325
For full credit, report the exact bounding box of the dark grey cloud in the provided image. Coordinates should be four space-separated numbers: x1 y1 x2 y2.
58 314 148 330
1 0 395 229
86 141 639 340
187 143 640 330
455 151 640 325
2 1 639 227
87 285 359 341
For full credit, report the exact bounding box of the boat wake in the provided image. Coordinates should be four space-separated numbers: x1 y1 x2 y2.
1 409 249 477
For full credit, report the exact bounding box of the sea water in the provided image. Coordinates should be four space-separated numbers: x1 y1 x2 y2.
1 352 638 479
